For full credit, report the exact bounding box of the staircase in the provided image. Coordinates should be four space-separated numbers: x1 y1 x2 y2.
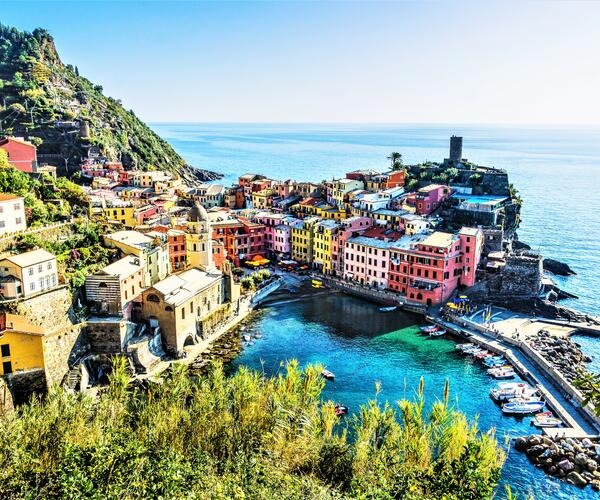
66 365 81 391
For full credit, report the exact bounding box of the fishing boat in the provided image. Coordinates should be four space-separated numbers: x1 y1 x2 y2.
508 396 543 404
489 368 516 380
321 369 335 381
533 416 562 428
379 306 397 312
429 329 446 337
483 357 506 367
502 401 546 415
334 404 349 416
456 343 475 351
474 350 492 359
420 325 438 333
490 382 531 402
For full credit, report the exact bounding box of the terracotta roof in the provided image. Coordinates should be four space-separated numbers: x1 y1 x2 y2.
2 249 55 268
0 194 21 202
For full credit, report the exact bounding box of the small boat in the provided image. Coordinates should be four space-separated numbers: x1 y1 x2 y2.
502 401 546 415
488 368 516 380
242 335 251 342
321 369 335 381
379 306 397 312
508 396 543 404
483 357 506 367
429 329 446 337
456 343 474 351
490 383 535 402
533 416 562 428
334 404 348 416
420 325 439 333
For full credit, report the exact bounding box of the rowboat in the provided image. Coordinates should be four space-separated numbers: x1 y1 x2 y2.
335 404 348 416
379 306 397 312
502 401 546 415
532 416 562 428
321 369 335 381
483 356 505 366
490 383 536 402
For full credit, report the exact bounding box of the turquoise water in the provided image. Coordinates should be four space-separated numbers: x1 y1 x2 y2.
229 294 593 499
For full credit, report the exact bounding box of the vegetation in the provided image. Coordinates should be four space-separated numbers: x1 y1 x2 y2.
241 269 271 291
0 360 505 498
387 151 403 170
0 24 193 175
0 161 86 227
15 221 117 288
574 371 600 416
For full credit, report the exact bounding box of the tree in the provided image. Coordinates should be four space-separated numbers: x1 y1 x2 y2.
574 372 600 415
0 150 10 169
387 152 402 170
0 166 31 196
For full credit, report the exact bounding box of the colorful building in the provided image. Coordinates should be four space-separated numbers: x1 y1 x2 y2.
290 216 320 264
0 137 37 172
0 194 26 236
411 184 451 215
211 215 265 267
312 220 339 274
330 178 364 208
0 249 58 299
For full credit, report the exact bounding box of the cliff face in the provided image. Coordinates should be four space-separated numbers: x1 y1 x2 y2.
0 25 220 181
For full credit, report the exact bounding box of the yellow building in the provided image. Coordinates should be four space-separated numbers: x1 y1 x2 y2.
290 216 320 264
321 207 346 220
251 189 274 210
0 314 45 376
103 204 136 227
312 220 339 274
331 178 364 208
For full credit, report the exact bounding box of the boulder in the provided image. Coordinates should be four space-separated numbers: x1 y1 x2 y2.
586 459 598 472
527 445 546 457
566 471 588 488
543 258 576 276
575 453 589 466
514 437 528 451
592 480 600 492
558 459 575 472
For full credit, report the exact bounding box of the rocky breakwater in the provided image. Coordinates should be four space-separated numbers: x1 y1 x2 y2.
515 435 600 490
528 330 593 384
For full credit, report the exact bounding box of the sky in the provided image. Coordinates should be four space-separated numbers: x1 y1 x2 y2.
2 0 600 124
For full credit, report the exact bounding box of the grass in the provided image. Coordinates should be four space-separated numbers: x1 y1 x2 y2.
0 359 505 499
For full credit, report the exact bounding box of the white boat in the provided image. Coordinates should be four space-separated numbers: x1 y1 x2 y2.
242 335 251 342
429 329 446 337
502 401 546 415
533 416 562 428
456 343 474 351
379 306 397 312
321 369 335 381
490 383 536 402
420 324 438 333
507 396 543 404
488 368 516 380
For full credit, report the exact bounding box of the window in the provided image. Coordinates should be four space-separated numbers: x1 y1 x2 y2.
47 262 52 270
147 294 160 303
2 361 12 375
13 203 20 211
0 221 5 228
28 268 34 276
15 217 22 225
30 282 35 291
1 344 10 357
182 308 185 319
38 264 43 273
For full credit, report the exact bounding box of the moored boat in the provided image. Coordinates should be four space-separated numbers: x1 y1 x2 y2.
532 411 562 428
321 369 335 381
502 401 546 415
379 306 397 312
429 329 446 337
488 367 516 380
420 325 438 333
334 404 348 416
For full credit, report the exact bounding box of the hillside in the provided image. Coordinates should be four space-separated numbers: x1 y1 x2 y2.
0 24 220 181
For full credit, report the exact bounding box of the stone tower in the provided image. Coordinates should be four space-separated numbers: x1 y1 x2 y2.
186 202 214 271
449 135 463 163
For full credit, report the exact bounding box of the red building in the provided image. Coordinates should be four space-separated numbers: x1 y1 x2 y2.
0 137 37 172
387 227 483 306
385 170 407 188
211 217 265 267
407 184 451 215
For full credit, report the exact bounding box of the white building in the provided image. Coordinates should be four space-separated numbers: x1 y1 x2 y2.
0 249 58 299
0 194 26 236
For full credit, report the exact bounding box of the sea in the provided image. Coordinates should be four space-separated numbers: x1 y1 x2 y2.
151 123 600 497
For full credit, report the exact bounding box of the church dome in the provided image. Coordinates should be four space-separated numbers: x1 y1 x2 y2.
188 202 208 223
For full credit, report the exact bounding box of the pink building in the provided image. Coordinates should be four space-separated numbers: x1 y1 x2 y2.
387 227 483 306
331 216 372 275
273 224 292 258
252 212 299 259
410 184 451 215
343 227 402 289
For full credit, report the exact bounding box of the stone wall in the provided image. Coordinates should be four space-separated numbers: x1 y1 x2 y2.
0 222 76 255
86 320 129 355
43 323 88 388
4 368 46 404
9 286 76 331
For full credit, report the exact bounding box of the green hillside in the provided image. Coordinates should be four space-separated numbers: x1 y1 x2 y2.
0 24 219 180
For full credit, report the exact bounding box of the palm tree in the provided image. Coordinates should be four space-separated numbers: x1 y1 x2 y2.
387 152 402 170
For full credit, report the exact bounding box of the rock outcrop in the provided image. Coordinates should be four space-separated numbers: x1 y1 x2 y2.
515 435 600 490
544 258 577 276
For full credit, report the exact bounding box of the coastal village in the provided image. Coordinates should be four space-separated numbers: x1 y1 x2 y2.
0 133 600 490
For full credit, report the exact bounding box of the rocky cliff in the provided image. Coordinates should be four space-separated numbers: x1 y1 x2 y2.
0 25 220 181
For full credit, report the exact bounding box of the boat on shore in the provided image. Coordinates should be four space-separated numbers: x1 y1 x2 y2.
502 401 546 415
379 306 397 312
321 369 335 381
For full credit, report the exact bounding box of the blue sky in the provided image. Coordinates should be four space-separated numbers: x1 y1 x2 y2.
2 1 599 124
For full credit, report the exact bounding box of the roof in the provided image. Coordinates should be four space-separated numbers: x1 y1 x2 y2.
419 184 446 193
151 268 222 307
105 230 153 248
0 136 35 148
347 234 401 250
3 249 55 268
0 194 22 202
459 227 481 236
205 184 225 195
0 313 44 336
421 232 456 248
101 255 144 279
